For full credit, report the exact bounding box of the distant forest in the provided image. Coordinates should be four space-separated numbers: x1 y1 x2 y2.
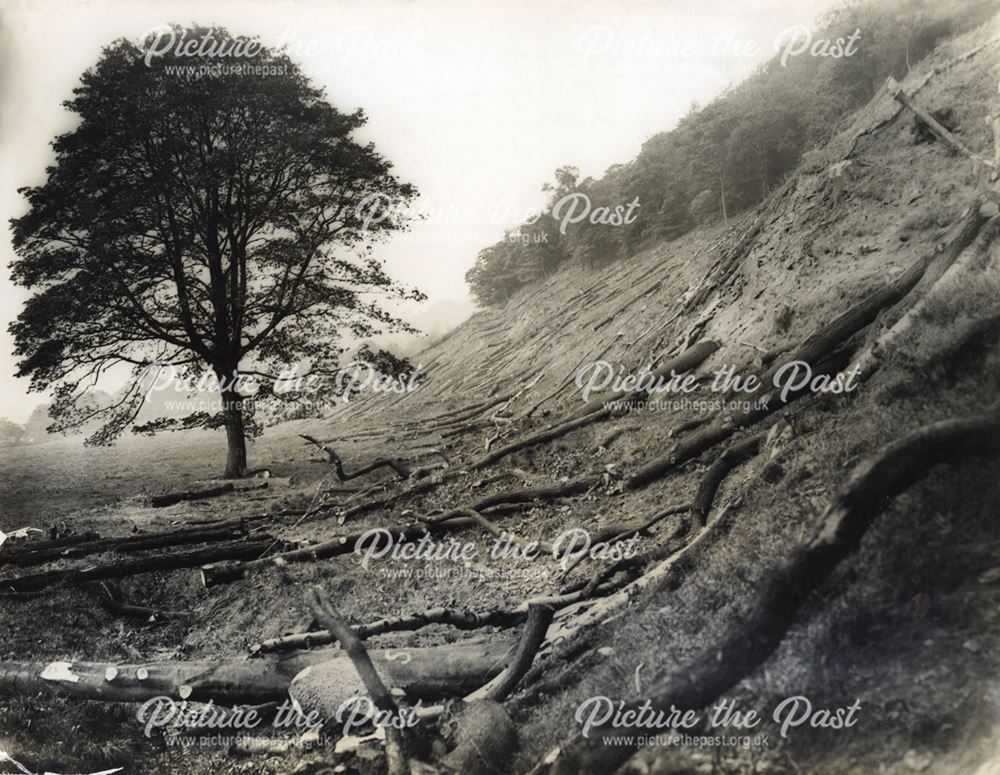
466 0 995 306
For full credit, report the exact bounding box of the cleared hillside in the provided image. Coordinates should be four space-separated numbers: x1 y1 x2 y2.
0 16 998 775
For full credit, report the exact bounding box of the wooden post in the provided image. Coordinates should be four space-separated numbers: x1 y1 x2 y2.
986 114 1000 180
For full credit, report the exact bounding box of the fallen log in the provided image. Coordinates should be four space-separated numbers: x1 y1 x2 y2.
886 76 990 165
150 483 235 508
0 641 515 707
0 531 101 564
252 606 528 655
2 520 254 567
288 640 514 718
542 405 1000 774
2 537 294 593
202 523 436 587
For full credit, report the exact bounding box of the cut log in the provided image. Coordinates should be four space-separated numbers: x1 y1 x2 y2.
287 640 513 718
542 405 1000 775
252 606 528 655
202 524 437 587
2 520 254 567
2 537 294 593
150 483 235 508
0 532 100 564
0 641 515 707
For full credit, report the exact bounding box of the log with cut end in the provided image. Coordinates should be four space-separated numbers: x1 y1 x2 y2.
542 405 1000 775
1 537 294 593
0 640 515 707
150 483 236 508
2 520 255 568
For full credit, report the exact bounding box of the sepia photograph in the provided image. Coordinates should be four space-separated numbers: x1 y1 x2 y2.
0 1 998 773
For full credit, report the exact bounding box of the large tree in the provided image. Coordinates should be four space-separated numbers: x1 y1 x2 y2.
10 26 422 477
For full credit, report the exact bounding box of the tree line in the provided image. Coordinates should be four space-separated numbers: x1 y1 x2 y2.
466 0 994 306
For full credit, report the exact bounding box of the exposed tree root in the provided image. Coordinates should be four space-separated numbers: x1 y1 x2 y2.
626 208 990 491
487 604 555 702
300 434 413 480
540 404 1000 774
205 476 602 586
92 581 192 623
690 432 765 528
474 341 719 469
252 606 528 655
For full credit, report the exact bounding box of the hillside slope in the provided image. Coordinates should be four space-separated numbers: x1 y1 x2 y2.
0 17 998 775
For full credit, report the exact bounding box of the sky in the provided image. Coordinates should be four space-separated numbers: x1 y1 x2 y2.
0 0 840 422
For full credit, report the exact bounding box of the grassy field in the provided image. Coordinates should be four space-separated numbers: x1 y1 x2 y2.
0 425 326 531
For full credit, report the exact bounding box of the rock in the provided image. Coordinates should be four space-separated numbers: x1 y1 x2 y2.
439 700 518 774
963 639 982 654
978 567 1000 585
903 749 932 771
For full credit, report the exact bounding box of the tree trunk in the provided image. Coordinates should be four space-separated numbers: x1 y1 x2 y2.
222 386 248 479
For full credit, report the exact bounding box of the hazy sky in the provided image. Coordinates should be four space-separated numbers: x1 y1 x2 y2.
0 0 839 422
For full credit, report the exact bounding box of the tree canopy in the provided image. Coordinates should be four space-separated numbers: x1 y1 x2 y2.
10 25 423 476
